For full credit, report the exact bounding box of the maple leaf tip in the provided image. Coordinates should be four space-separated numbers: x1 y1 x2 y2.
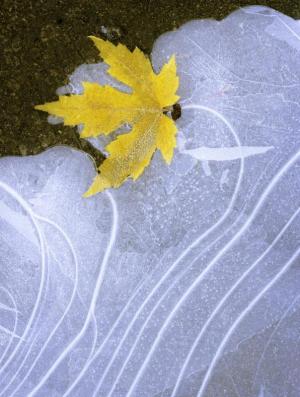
88 35 107 50
82 190 92 198
83 174 112 197
83 184 99 198
34 103 50 113
88 35 98 42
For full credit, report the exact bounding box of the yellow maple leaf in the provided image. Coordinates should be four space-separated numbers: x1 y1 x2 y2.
35 36 180 196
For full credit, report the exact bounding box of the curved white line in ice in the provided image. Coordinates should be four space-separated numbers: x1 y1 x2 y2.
197 245 300 397
170 207 300 397
27 190 118 397
125 149 300 397
0 325 21 341
45 243 99 361
0 288 19 366
277 15 300 41
7 216 80 397
71 104 244 396
0 302 19 315
0 181 46 379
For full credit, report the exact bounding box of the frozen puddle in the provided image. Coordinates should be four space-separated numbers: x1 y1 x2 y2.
1 6 300 397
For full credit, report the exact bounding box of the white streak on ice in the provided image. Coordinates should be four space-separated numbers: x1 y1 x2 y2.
182 146 274 161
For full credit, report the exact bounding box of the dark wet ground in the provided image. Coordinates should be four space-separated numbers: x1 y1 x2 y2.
1 0 300 166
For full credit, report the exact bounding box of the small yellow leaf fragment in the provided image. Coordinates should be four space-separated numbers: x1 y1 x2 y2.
35 37 180 196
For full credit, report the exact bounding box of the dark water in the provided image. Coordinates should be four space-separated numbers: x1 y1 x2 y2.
1 0 300 165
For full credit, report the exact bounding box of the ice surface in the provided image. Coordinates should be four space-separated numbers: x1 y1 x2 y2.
1 6 300 397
